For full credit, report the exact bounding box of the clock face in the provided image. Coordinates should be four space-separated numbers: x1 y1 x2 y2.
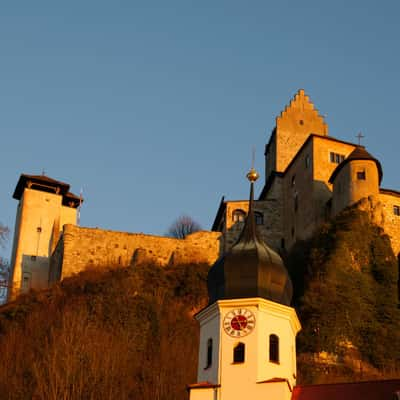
223 309 255 337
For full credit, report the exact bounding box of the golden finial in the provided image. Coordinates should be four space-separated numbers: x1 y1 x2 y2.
246 147 259 182
247 167 259 182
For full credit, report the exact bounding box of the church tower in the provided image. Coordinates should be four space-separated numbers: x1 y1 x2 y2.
188 169 301 400
7 174 81 300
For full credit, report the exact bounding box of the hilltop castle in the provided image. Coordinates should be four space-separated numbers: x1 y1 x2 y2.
212 89 400 260
7 89 400 300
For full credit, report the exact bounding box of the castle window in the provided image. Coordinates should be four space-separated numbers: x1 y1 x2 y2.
269 334 279 363
305 155 311 168
330 152 345 164
394 205 400 216
232 209 246 223
233 342 245 363
37 227 42 233
357 171 366 180
299 119 304 125
205 338 213 369
255 212 263 225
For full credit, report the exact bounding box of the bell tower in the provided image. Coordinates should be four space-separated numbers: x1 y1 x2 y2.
188 168 301 400
8 174 81 301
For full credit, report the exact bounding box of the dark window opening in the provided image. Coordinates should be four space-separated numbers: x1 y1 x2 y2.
281 238 285 250
294 195 299 212
255 212 264 225
291 175 296 186
233 342 245 363
330 152 345 164
205 338 213 369
269 334 279 363
305 155 310 168
232 209 246 223
299 120 304 125
394 206 400 216
37 227 42 233
357 171 366 180
291 227 295 238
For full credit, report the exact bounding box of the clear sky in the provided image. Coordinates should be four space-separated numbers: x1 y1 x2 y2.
1 1 400 259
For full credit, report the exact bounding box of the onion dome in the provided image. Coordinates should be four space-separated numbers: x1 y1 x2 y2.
207 168 293 306
329 146 383 184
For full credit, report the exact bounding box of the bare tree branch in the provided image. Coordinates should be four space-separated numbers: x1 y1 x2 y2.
166 215 202 239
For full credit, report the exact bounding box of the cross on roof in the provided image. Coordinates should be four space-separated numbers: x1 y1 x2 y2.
356 132 365 145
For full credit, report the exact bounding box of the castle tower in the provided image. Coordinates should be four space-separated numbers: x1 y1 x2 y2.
188 169 301 400
329 147 382 216
7 174 81 300
265 89 328 181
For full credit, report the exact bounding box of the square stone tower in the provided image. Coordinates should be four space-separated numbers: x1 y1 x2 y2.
7 174 81 300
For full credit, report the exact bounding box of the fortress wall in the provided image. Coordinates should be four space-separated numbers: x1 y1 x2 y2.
379 192 400 256
50 225 222 280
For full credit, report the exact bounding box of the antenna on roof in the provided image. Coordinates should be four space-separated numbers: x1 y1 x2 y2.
41 169 45 176
356 132 365 145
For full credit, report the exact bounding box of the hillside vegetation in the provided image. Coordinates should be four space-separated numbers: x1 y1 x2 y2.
0 262 209 400
287 206 400 383
0 207 399 399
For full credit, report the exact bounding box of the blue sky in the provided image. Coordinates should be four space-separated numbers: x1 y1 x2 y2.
1 1 400 259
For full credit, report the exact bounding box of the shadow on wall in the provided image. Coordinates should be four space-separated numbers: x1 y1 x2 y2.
21 254 49 293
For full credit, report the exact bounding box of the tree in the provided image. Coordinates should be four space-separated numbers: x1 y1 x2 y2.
0 223 8 248
166 215 202 239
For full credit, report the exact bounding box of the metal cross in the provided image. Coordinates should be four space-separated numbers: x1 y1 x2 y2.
356 132 365 145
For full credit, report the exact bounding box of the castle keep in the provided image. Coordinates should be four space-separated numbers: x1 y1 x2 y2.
7 89 400 299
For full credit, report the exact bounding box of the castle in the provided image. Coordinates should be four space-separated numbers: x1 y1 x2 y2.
7 89 400 301
212 89 400 260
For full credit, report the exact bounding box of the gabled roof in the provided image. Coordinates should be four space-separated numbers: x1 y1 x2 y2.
329 146 383 184
292 379 400 400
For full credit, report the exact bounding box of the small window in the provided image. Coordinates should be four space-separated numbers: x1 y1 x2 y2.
232 209 246 223
233 342 245 363
394 205 400 216
269 334 279 363
357 171 366 180
305 155 310 168
291 175 296 187
299 120 304 125
330 152 345 164
255 212 263 225
37 227 42 233
294 195 299 212
205 338 213 369
281 238 285 250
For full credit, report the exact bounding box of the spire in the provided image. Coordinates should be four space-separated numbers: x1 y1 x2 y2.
207 167 293 306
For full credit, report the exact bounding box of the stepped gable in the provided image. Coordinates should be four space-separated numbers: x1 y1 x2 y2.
207 168 293 306
276 89 328 135
329 146 383 184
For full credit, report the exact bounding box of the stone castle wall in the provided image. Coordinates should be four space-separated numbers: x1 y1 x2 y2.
50 225 222 281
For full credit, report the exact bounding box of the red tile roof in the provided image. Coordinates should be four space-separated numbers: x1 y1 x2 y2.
292 379 400 400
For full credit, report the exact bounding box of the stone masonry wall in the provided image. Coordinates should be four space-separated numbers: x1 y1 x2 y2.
50 225 222 281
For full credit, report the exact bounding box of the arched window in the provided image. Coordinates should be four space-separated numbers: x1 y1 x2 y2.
205 338 213 369
232 209 246 223
255 212 263 225
269 334 279 363
233 342 245 363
